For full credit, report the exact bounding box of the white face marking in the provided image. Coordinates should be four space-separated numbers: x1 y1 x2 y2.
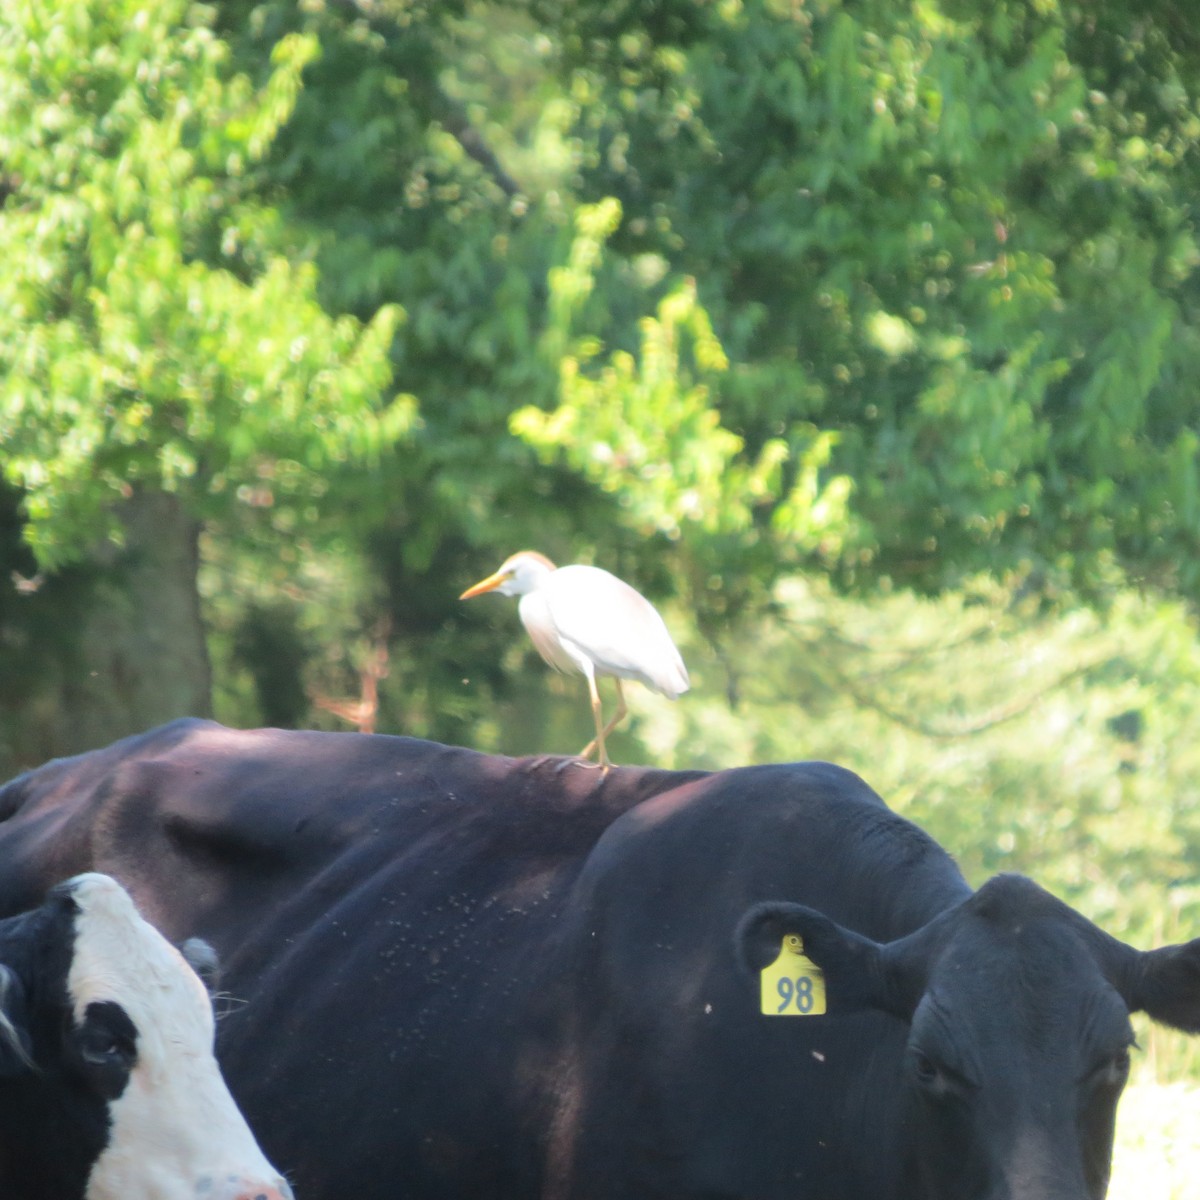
63 874 291 1200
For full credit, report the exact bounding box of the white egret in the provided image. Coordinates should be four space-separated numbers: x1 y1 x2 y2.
460 551 689 767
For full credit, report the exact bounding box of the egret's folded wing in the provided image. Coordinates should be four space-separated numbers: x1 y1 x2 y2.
546 567 689 697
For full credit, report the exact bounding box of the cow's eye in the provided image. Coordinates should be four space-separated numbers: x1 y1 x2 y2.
910 1048 973 1098
78 1030 135 1068
1091 1046 1132 1087
913 1051 939 1085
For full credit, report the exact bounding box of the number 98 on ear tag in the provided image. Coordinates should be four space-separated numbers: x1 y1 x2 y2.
760 934 826 1016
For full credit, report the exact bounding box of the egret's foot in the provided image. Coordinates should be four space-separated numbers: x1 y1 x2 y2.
555 756 609 774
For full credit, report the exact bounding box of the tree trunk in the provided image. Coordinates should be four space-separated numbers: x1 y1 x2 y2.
0 489 212 776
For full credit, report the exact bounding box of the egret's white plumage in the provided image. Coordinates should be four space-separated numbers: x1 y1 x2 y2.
460 550 689 767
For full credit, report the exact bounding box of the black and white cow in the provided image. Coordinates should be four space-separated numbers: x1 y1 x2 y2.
0 870 293 1200
0 718 1197 1200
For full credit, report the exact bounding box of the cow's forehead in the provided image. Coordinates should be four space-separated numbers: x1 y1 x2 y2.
915 884 1132 1054
945 888 1104 989
64 874 211 1037
926 925 1113 1013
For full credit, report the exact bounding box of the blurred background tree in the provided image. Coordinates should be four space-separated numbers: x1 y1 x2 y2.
3 0 1200 1073
0 0 407 753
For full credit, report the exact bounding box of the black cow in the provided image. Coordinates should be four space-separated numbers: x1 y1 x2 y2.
0 869 292 1200
0 718 1195 1200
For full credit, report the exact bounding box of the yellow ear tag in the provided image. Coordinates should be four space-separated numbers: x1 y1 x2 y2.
760 933 827 1016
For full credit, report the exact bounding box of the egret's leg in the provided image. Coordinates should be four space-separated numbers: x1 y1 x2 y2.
603 678 629 740
576 671 611 768
579 679 628 760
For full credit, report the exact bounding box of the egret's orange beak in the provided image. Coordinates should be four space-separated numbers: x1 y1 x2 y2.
459 571 508 601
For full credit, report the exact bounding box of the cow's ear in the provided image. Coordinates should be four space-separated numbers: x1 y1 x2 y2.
0 964 33 1075
737 903 936 1022
1122 938 1200 1032
736 903 895 1015
180 937 221 997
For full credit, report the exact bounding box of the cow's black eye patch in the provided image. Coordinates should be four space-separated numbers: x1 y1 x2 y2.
71 1001 137 1100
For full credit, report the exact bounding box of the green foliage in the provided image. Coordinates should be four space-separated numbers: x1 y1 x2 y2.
0 0 408 569
547 0 1200 597
511 198 853 637
517 200 840 543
